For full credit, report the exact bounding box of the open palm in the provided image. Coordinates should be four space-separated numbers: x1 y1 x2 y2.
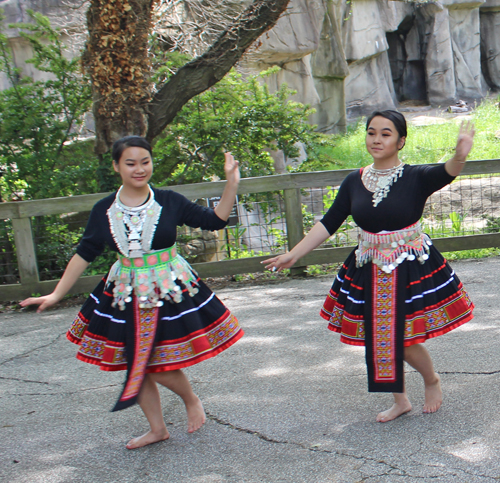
224 152 240 185
455 121 475 161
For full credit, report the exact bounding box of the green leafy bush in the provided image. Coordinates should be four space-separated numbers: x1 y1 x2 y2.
0 10 94 202
151 68 316 185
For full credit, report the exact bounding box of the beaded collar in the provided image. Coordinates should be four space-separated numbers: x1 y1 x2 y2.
362 163 405 207
107 185 162 258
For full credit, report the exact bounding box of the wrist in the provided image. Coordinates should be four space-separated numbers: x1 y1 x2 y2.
52 289 65 302
452 155 466 164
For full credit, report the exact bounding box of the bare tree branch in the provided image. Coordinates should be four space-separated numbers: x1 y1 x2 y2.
147 0 291 140
153 0 245 57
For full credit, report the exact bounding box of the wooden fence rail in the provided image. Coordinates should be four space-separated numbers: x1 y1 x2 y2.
2 159 500 301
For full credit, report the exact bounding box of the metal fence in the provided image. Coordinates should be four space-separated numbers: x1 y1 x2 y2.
2 159 500 301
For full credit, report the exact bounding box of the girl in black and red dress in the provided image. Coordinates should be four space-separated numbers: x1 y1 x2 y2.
265 111 475 422
21 136 243 448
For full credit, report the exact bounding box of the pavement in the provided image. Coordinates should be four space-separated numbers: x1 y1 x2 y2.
1 257 500 483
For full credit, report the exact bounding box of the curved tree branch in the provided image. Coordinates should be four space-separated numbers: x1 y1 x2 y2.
147 0 291 141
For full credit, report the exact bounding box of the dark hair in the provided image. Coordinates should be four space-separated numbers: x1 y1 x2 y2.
366 110 407 140
112 136 153 164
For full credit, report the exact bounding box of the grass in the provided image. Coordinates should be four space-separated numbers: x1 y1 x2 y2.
302 98 500 171
443 247 500 261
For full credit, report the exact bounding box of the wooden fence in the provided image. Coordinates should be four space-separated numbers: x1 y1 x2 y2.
2 159 500 301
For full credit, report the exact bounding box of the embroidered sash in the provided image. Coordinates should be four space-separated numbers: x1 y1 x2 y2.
364 263 405 393
360 224 430 393
112 301 159 411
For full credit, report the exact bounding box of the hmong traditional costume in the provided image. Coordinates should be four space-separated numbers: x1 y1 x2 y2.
319 164 473 393
67 187 243 411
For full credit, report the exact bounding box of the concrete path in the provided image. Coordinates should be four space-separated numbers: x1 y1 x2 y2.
1 257 500 483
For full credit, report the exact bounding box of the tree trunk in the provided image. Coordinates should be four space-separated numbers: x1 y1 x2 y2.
83 0 155 155
83 0 291 155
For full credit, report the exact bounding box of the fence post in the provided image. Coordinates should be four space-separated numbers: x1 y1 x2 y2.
283 188 305 276
11 217 40 288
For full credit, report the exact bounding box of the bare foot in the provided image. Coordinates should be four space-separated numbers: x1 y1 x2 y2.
186 396 206 433
423 374 442 414
126 428 170 450
376 400 412 423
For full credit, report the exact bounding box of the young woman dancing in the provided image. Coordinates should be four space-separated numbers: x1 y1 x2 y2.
264 111 475 422
21 136 244 447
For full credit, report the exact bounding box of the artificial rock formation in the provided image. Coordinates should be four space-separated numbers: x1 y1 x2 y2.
243 0 349 132
481 0 500 89
247 0 500 132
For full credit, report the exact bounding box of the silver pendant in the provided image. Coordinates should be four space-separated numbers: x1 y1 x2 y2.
129 240 144 258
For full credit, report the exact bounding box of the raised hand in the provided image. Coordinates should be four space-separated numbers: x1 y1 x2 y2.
454 120 475 162
224 152 240 186
445 120 476 177
214 152 240 221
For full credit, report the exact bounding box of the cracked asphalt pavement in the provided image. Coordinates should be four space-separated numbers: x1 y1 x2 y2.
1 257 500 482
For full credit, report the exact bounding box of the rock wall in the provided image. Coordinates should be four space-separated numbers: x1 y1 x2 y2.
247 0 500 132
481 0 500 89
1 0 500 132
243 0 349 133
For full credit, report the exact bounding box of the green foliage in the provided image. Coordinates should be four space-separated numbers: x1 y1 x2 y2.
294 134 343 172
221 224 254 259
152 68 316 185
449 211 464 233
443 247 500 261
2 11 500 282
148 32 192 89
0 218 16 284
0 10 94 202
483 214 500 233
296 122 370 172
305 263 341 276
264 225 287 253
322 187 338 214
0 11 97 284
301 203 315 231
0 15 319 281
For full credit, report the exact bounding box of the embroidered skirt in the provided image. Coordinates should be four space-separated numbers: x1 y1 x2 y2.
67 275 243 411
320 244 473 393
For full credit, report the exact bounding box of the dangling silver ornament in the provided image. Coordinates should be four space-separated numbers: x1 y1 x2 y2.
361 163 405 207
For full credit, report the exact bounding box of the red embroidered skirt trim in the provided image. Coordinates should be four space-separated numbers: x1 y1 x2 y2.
67 277 243 374
320 247 474 348
68 308 242 372
321 285 473 347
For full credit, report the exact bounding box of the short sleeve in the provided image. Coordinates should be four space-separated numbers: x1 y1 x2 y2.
418 163 456 198
170 191 228 231
319 173 353 235
76 205 106 263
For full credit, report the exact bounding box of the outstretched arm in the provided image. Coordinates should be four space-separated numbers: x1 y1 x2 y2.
214 152 240 221
20 254 90 313
262 222 331 271
445 121 475 177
